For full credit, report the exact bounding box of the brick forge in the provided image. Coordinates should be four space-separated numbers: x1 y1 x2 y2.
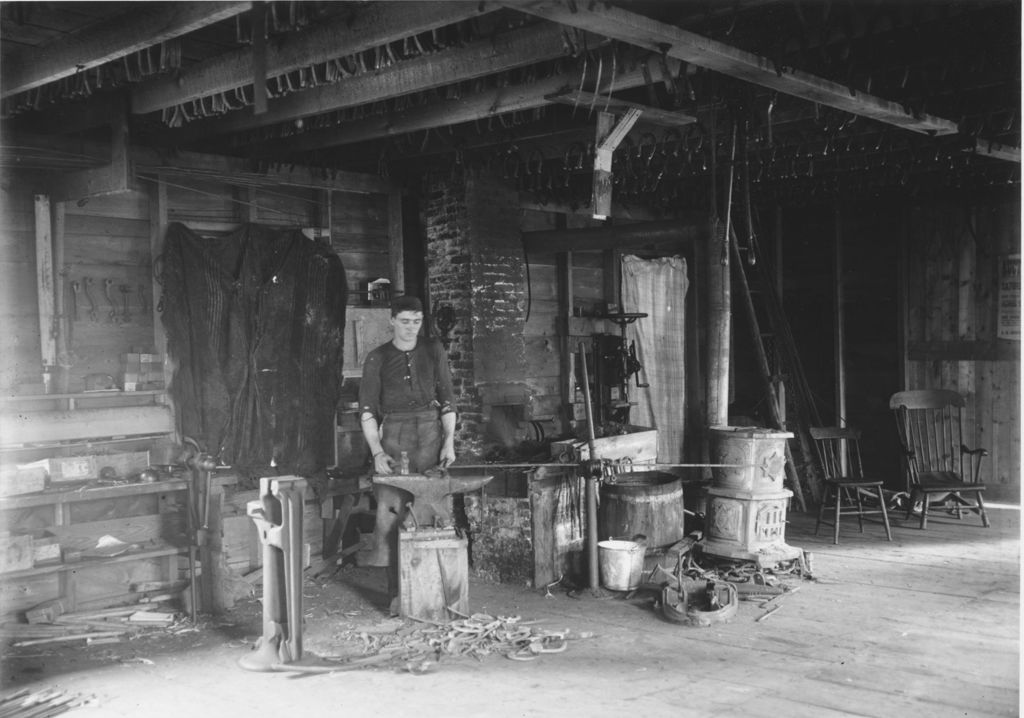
423 167 530 461
423 168 535 583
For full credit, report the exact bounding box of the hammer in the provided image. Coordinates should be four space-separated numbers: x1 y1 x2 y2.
372 471 493 529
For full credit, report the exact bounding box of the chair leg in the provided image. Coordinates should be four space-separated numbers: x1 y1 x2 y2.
833 486 842 545
975 491 990 528
876 486 893 542
854 487 865 533
920 492 929 529
815 485 829 537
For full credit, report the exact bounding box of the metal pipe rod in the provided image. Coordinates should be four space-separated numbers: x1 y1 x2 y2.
578 342 601 592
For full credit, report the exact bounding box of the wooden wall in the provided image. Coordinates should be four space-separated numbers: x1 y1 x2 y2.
520 208 607 434
1 170 394 396
905 196 1021 502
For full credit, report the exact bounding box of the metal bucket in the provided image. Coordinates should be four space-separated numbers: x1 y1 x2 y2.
598 540 646 591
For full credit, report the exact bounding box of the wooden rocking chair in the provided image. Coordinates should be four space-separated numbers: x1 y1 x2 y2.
889 390 990 529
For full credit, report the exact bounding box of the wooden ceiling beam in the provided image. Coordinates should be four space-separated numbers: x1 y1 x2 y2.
131 1 491 115
545 89 695 127
1 2 251 99
3 131 392 195
242 54 675 154
168 21 585 144
502 0 959 136
522 216 706 254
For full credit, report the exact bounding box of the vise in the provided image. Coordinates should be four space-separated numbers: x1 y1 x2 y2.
239 476 306 671
372 470 493 529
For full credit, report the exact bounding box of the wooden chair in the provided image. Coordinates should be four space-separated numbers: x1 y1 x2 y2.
889 390 990 529
810 426 893 545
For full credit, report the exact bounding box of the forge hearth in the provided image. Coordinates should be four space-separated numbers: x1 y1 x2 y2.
701 426 802 566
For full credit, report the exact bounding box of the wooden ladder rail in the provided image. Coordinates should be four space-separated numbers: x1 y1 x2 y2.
729 226 808 512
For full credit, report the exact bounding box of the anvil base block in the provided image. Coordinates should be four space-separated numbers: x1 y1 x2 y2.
398 528 468 622
701 486 803 567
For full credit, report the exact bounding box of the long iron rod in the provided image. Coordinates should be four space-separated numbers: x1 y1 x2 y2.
448 462 756 470
578 342 601 592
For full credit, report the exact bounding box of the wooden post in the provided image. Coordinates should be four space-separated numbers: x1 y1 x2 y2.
557 244 574 429
251 2 267 115
34 195 57 391
706 221 730 427
834 204 847 430
52 201 69 393
319 189 332 240
388 189 405 295
773 205 785 424
898 206 910 390
592 108 642 220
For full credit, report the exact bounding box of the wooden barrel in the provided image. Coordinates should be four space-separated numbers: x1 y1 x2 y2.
598 471 686 549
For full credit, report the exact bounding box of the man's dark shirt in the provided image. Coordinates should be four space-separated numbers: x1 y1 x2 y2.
359 336 455 420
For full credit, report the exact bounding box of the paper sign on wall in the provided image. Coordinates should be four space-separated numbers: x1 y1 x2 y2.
998 254 1020 340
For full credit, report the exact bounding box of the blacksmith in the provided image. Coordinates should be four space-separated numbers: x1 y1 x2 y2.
357 295 457 608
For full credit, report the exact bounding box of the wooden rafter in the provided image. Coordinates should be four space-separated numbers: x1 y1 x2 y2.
131 1 491 115
503 0 959 136
545 89 696 127
243 53 677 154
1 2 251 98
168 21 588 144
4 131 392 195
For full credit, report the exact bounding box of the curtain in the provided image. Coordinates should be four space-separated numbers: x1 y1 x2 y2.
161 222 348 476
621 255 688 463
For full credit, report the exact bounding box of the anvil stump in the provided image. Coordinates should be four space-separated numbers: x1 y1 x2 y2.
398 528 467 622
372 471 492 622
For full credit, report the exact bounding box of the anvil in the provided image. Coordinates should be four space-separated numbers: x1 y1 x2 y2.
372 471 493 529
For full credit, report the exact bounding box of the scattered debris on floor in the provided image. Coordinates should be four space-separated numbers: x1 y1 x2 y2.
1 601 188 649
270 613 593 674
0 687 97 717
637 543 812 627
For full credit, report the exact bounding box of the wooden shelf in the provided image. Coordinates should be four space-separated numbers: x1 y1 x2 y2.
0 479 187 510
0 390 166 403
1 545 185 581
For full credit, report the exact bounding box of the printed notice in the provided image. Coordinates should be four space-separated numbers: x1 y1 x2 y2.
998 254 1020 340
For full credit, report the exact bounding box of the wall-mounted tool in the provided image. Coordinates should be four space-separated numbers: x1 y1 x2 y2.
119 284 132 323
82 277 98 322
102 278 118 323
69 280 80 322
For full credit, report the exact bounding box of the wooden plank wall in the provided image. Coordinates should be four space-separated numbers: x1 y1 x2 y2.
64 191 153 388
905 197 1021 502
0 178 39 388
2 168 393 395
332 190 389 296
520 209 607 433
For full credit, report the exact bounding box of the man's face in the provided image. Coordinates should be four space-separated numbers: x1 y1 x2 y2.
391 310 423 342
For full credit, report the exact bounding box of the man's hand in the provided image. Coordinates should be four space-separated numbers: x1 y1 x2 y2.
439 444 456 469
374 452 395 475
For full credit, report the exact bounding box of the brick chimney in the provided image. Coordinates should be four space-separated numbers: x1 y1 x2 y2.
423 168 528 458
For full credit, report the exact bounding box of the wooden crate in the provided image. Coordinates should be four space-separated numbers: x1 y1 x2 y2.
0 464 46 496
0 533 34 573
551 425 658 463
398 528 468 622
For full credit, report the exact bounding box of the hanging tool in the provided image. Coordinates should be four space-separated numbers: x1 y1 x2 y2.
102 279 118 323
82 277 98 322
626 341 648 388
119 284 132 323
138 284 150 315
69 280 80 322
